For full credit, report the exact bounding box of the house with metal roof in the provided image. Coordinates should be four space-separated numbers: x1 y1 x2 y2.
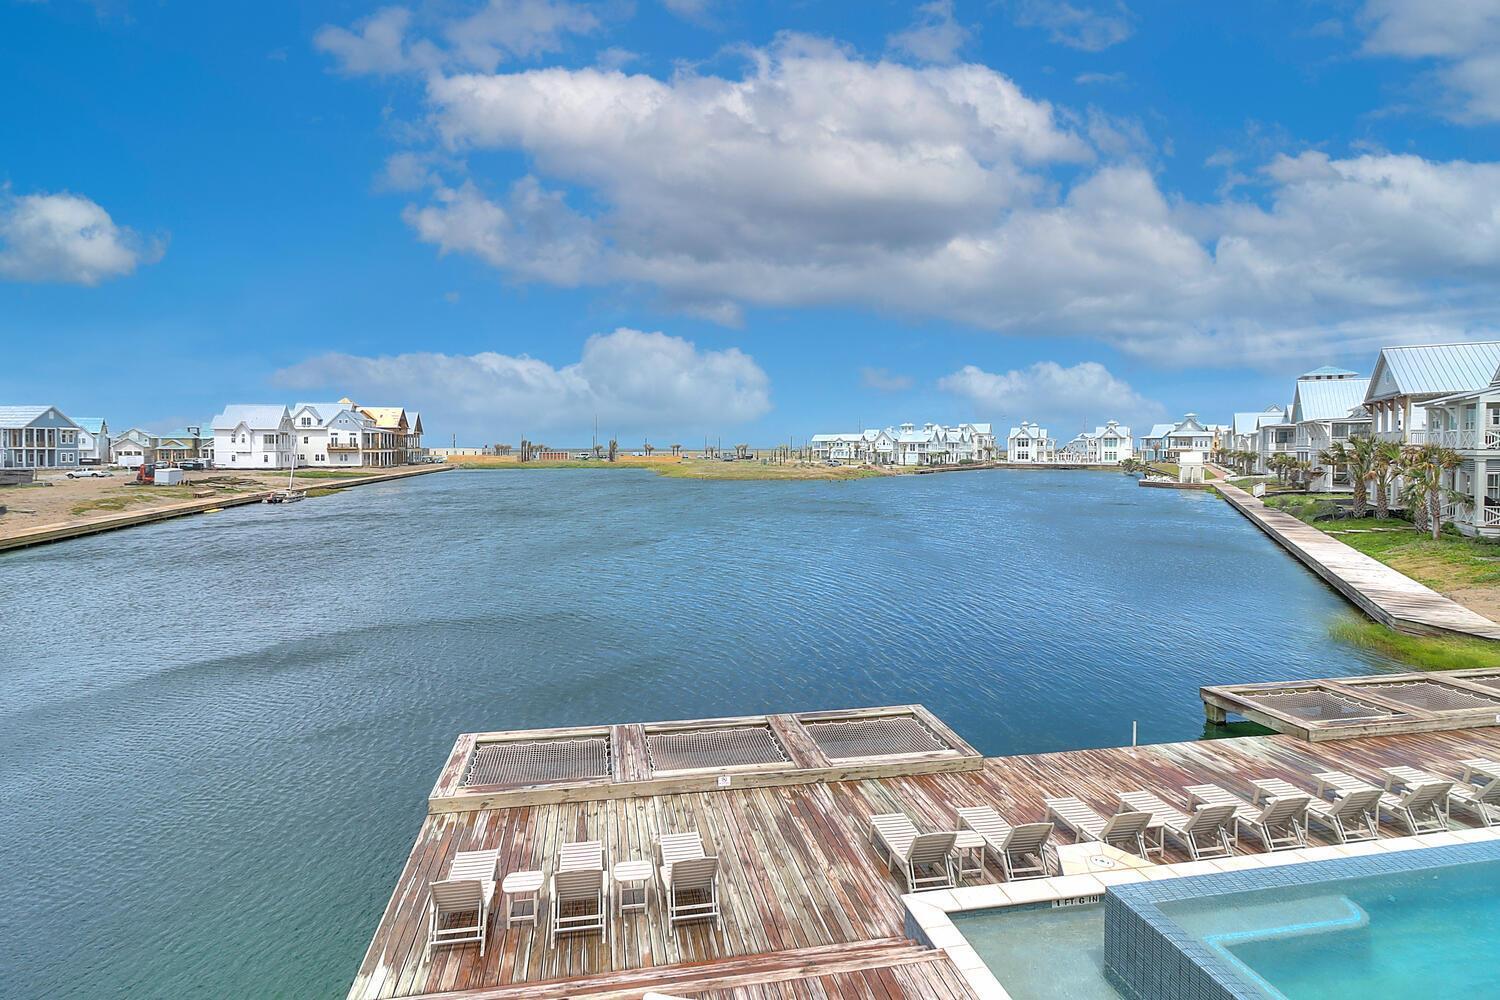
1364 342 1500 445
212 404 294 469
73 417 110 465
110 427 154 467
1136 423 1176 462
810 422 993 466
1156 414 1227 463
0 405 83 468
1005 421 1055 464
1287 368 1372 492
1411 349 1500 536
1058 420 1134 464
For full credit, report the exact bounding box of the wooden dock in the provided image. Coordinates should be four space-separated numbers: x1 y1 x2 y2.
1216 480 1500 639
349 711 1500 1000
1204 667 1500 740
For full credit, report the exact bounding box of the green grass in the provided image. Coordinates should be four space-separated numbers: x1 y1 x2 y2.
1330 615 1500 671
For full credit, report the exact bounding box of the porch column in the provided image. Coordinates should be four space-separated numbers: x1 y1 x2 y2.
1477 458 1487 529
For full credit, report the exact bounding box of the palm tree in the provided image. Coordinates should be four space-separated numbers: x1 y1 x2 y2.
1368 440 1401 520
1322 437 1373 517
1400 444 1462 540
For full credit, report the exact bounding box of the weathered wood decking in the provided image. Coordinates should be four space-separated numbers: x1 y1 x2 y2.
349 724 1500 1000
1204 667 1500 740
1216 480 1500 639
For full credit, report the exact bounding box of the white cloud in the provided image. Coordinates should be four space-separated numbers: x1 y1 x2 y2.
314 7 437 76
272 328 771 438
938 360 1164 430
888 1 972 65
0 190 161 285
1359 0 1500 122
860 367 914 392
1012 0 1135 52
315 1 600 76
331 30 1500 367
661 0 720 27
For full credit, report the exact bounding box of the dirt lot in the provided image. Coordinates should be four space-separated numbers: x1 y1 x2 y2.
0 469 380 541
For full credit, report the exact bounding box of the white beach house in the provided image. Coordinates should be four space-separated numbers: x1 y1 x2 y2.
1283 367 1371 492
1058 421 1134 464
1005 422 1056 464
1227 407 1284 458
212 404 294 469
1136 423 1175 463
1364 342 1500 446
810 423 994 467
1412 346 1500 536
74 417 111 465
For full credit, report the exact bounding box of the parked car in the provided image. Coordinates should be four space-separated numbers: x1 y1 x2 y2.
179 460 207 470
66 468 110 478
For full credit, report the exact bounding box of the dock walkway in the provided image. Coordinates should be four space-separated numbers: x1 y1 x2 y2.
349 719 1500 1000
1216 479 1500 640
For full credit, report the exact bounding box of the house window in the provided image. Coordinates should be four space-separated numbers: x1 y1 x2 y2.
301 417 311 426
303 436 309 444
1489 474 1500 503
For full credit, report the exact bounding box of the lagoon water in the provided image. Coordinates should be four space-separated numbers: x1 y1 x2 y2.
0 468 1402 998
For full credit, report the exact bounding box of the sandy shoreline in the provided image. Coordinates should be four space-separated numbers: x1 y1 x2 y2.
0 465 448 551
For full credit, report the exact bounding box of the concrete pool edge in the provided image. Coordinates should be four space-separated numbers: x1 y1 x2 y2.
901 826 1500 1000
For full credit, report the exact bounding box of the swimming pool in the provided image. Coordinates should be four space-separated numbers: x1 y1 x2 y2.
1105 842 1500 999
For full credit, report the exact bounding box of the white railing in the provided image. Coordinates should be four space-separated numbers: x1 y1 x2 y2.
1481 505 1500 528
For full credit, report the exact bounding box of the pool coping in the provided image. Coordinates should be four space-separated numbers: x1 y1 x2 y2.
901 826 1500 1000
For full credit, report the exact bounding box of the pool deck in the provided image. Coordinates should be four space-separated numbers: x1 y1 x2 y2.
1216 479 1500 640
348 718 1500 1000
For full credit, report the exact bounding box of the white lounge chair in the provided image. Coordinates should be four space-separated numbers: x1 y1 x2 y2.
957 806 1058 880
869 813 957 892
1253 775 1381 844
1043 796 1154 858
1316 770 1449 835
1453 772 1500 827
551 867 607 940
656 832 721 926
1118 790 1235 860
427 878 495 956
1186 783 1308 852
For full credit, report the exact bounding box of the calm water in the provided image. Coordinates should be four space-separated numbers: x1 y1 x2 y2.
0 469 1400 998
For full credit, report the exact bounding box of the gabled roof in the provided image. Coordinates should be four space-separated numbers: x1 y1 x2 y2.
1365 342 1500 402
1141 423 1175 439
1291 377 1372 423
408 411 423 433
291 402 356 428
0 405 78 429
358 406 408 430
74 417 107 434
212 404 290 431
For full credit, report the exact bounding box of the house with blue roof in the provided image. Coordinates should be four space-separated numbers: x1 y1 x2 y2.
1364 342 1500 446
73 417 110 465
0 406 83 468
1287 367 1371 492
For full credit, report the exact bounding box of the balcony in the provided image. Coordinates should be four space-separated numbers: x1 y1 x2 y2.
327 440 361 451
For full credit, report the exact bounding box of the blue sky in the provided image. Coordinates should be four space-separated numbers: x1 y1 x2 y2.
3 0 1499 445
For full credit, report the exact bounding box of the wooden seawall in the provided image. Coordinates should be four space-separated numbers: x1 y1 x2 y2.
1216 480 1500 640
0 464 450 554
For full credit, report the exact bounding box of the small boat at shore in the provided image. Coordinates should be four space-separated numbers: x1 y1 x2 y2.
264 488 305 504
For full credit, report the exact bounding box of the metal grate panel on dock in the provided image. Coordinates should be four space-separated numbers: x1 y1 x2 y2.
462 736 612 788
1357 680 1500 714
803 715 951 760
645 725 791 773
1249 688 1402 725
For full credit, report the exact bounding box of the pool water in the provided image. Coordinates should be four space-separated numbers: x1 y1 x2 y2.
953 904 1119 999
1165 860 1500 998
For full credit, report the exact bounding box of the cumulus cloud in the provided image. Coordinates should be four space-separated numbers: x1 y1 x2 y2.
324 24 1500 367
1012 0 1135 52
273 328 771 438
860 367 915 392
0 190 161 285
1359 0 1500 122
315 0 600 76
938 360 1164 429
888 1 972 64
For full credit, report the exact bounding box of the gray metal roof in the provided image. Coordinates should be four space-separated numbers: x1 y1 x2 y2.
1301 365 1359 378
1365 342 1500 402
0 405 55 428
1292 377 1372 422
211 404 290 430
